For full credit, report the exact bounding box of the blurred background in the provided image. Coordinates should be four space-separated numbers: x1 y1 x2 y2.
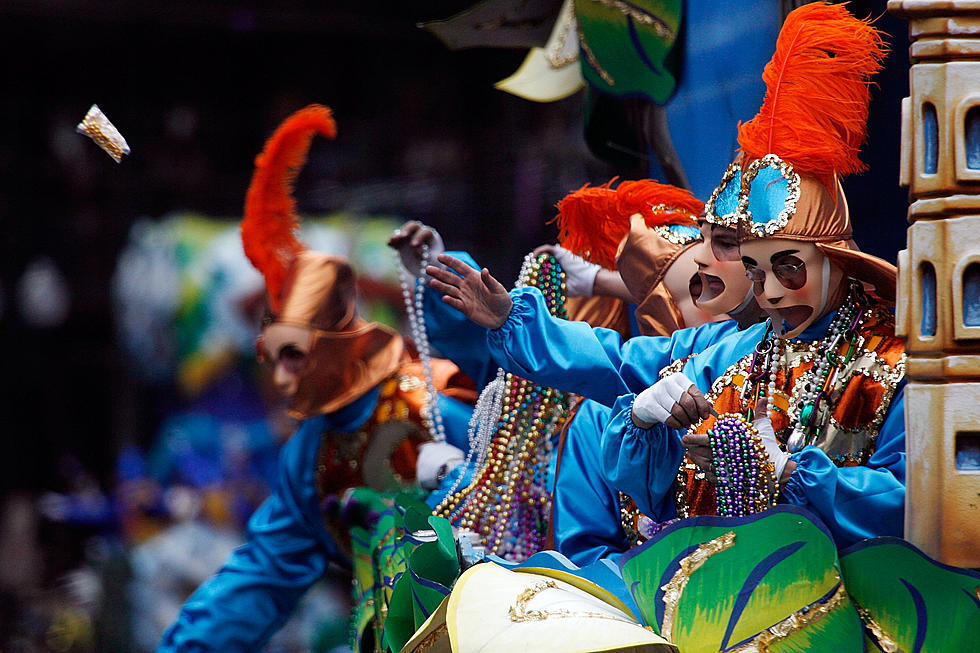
0 1 909 651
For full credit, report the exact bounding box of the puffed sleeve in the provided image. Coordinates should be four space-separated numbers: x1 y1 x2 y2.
157 416 341 652
422 251 498 390
552 400 631 566
779 383 907 549
487 286 740 406
599 394 686 523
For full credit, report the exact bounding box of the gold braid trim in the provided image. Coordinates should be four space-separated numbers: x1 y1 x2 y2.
660 531 736 641
589 0 674 40
508 580 639 626
726 581 848 653
409 623 448 653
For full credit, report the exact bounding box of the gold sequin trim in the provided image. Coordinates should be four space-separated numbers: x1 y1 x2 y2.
659 355 693 381
727 581 848 653
738 154 802 238
618 491 642 547
660 531 736 641
652 224 699 247
854 602 905 653
589 0 674 40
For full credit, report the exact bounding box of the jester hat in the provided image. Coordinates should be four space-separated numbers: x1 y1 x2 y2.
703 2 895 303
242 105 403 419
554 178 704 336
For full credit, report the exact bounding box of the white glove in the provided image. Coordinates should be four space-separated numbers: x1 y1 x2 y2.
752 414 791 482
550 245 600 297
416 441 464 491
396 225 446 277
632 372 694 425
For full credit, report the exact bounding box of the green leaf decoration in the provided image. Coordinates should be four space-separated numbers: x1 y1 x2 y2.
840 537 980 653
574 0 682 103
619 506 864 653
382 514 462 652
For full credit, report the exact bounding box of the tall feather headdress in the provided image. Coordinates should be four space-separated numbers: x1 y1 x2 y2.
554 178 702 269
241 104 337 312
736 2 887 189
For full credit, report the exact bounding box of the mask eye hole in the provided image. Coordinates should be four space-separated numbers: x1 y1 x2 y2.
771 256 807 290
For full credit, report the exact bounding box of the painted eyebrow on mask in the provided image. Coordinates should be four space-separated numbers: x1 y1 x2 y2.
769 249 799 263
741 255 757 266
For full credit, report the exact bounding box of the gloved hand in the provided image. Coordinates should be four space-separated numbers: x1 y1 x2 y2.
416 441 465 491
388 221 446 277
537 244 601 297
632 372 711 430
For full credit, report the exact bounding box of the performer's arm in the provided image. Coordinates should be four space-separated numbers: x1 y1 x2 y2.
598 393 686 522
779 383 907 549
553 401 631 566
487 285 740 406
158 418 340 652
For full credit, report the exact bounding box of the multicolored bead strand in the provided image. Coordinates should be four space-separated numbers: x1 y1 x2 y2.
708 413 778 516
432 253 571 561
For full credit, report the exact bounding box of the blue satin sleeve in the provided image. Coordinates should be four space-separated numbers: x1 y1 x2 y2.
157 416 341 652
487 286 740 406
780 384 907 549
681 321 770 395
422 251 498 390
553 400 630 566
599 394 686 523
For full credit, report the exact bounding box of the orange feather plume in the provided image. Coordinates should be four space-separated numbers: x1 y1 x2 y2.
241 104 337 312
554 179 701 270
736 2 886 187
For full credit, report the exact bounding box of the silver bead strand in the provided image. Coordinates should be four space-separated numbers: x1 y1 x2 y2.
399 243 446 443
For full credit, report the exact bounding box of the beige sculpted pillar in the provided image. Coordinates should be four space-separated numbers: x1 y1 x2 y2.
889 0 980 567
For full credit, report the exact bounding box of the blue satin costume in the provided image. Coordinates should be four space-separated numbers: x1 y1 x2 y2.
601 311 907 551
487 286 739 407
419 264 744 566
158 386 475 652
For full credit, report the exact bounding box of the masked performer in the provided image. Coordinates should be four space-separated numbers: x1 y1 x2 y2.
602 2 904 550
159 106 476 653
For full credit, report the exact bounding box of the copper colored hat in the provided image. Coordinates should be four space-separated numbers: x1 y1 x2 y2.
719 3 895 304
274 252 404 419
615 214 696 336
241 105 405 417
277 252 360 332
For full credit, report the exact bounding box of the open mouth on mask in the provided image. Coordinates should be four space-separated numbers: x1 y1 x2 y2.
696 272 725 303
689 273 703 302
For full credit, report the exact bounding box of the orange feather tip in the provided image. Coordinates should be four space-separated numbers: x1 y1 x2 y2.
554 178 702 269
241 104 338 312
737 2 887 185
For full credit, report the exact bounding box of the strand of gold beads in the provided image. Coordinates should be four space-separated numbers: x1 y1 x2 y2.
433 253 571 561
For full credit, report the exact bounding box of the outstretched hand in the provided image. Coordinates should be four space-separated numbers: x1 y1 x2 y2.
387 220 445 276
426 253 513 329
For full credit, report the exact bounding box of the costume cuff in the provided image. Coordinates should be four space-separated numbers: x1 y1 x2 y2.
488 287 539 341
778 447 823 506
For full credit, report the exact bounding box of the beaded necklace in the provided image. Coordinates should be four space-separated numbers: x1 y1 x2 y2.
705 281 868 516
744 281 868 450
707 414 777 516
398 243 446 443
432 253 571 561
